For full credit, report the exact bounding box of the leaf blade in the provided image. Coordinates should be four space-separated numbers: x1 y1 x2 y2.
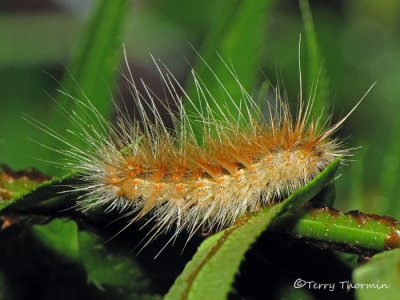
353 249 400 299
184 0 272 134
57 0 130 117
299 0 329 120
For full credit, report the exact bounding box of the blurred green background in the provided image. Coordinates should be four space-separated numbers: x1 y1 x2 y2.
1 0 400 219
2 1 400 299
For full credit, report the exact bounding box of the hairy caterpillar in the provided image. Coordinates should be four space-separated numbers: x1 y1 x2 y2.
29 51 371 247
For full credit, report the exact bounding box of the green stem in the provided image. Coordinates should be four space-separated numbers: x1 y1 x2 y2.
269 206 400 253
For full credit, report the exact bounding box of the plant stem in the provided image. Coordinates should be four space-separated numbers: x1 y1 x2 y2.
269 206 400 253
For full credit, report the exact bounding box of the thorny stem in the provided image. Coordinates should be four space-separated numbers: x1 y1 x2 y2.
268 206 400 254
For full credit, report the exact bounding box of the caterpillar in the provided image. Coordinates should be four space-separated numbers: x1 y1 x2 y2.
29 51 371 246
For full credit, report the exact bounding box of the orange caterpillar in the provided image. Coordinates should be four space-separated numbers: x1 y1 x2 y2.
35 54 369 244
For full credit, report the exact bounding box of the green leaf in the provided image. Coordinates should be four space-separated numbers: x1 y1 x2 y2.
299 0 329 120
57 0 130 118
79 231 160 300
185 0 272 133
45 0 131 173
0 166 56 211
0 173 74 213
33 219 79 261
0 168 44 204
353 249 400 299
165 159 340 300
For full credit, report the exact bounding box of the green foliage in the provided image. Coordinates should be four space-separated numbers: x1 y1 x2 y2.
1 0 400 299
0 168 43 208
299 0 329 120
56 0 130 118
0 173 73 212
79 231 160 300
45 0 130 174
33 219 80 261
353 249 400 299
185 0 272 131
